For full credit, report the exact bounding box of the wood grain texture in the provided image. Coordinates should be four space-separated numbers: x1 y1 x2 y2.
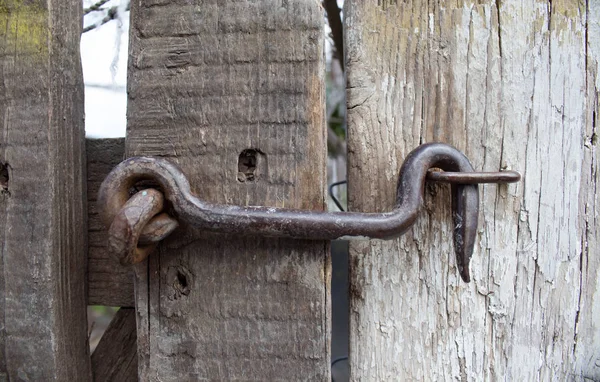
0 0 91 380
127 1 329 380
87 138 135 307
345 1 599 380
91 308 138 382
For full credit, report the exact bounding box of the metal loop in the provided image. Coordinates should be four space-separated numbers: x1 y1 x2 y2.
139 212 180 245
108 188 178 265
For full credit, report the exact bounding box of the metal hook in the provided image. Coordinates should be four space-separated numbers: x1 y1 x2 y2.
98 143 520 282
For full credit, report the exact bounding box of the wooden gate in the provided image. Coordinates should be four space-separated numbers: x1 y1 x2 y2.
1 1 599 381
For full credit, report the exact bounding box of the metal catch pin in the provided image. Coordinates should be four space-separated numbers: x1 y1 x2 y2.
98 143 520 283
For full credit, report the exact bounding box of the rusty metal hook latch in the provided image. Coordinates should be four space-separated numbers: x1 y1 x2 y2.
97 142 520 283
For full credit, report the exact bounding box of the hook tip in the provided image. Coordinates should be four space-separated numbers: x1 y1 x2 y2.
459 266 471 283
452 184 478 284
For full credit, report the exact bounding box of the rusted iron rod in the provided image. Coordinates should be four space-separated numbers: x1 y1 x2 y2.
426 170 520 184
98 143 520 282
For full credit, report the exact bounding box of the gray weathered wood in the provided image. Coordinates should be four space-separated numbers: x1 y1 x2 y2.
0 0 91 379
91 308 138 382
87 138 135 307
127 1 329 380
346 1 599 380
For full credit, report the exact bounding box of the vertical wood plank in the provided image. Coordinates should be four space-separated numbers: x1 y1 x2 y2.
127 1 329 380
346 0 598 380
91 308 138 382
0 0 90 380
87 138 135 307
575 2 600 377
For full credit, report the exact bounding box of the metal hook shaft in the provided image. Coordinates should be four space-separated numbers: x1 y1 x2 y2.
98 143 520 282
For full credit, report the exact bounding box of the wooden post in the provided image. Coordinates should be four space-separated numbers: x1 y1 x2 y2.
91 308 138 382
0 0 90 380
346 1 600 380
127 1 329 380
87 138 134 307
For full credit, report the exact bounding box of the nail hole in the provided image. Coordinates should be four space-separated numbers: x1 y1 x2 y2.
1 161 9 195
177 271 188 289
238 149 264 182
167 266 192 300
174 269 191 296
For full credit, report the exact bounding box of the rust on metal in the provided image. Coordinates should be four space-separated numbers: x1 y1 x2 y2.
98 143 521 282
107 188 178 265
426 170 521 184
137 213 179 246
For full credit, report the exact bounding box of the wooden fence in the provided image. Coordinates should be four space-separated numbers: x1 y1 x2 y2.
1 1 599 381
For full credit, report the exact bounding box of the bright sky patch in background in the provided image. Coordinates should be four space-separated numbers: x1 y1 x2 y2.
82 0 129 138
81 0 341 138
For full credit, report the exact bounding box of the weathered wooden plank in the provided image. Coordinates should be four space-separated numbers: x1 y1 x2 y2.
0 0 91 380
91 308 138 382
86 138 135 307
574 3 600 378
127 1 329 380
346 1 598 380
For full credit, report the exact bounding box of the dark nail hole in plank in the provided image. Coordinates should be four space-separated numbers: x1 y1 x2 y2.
237 149 264 183
167 266 192 300
1 161 9 195
177 271 188 289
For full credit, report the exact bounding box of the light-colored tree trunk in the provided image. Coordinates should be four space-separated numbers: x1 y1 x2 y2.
346 1 599 380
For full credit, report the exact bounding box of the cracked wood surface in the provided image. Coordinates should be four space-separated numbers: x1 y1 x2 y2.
346 1 599 380
127 1 329 380
0 0 90 379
